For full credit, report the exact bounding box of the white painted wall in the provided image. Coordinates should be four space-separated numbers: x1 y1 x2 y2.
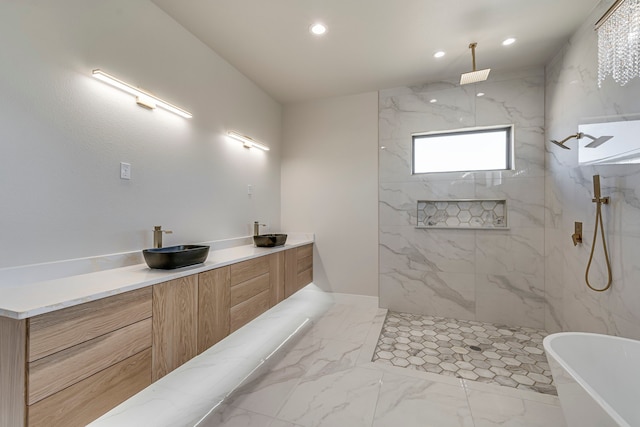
0 0 282 268
281 93 379 296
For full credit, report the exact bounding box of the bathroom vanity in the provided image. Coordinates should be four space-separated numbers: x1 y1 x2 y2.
0 239 313 427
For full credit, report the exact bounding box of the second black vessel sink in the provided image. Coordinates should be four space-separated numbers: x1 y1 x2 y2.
253 234 287 247
143 245 210 269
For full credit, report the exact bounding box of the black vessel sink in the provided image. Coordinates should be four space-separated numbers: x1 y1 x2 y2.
253 234 287 247
143 245 210 269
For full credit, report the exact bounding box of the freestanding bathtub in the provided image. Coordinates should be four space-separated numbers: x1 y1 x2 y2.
543 332 640 427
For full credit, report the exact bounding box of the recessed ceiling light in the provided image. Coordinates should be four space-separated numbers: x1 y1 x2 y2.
434 51 446 58
430 99 437 103
310 23 327 35
502 38 516 46
477 92 485 97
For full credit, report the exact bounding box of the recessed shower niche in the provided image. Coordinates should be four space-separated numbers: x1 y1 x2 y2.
417 199 507 229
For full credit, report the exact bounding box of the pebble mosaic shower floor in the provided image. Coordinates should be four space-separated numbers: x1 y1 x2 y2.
372 311 557 395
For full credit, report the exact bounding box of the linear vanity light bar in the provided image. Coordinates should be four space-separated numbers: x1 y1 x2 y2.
227 130 270 151
92 69 192 119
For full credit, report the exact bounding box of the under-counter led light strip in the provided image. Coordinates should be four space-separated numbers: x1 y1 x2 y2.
227 130 270 151
92 69 192 119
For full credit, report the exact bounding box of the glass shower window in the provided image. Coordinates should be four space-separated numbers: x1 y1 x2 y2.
412 125 513 174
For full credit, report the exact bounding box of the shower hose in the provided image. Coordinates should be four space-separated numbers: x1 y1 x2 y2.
585 200 612 292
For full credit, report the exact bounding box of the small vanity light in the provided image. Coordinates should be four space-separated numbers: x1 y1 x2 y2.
433 51 446 58
429 98 437 103
92 69 192 119
477 92 485 97
502 38 516 46
309 23 327 35
227 131 270 151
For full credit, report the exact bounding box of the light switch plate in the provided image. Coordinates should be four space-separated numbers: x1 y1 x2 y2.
120 162 131 180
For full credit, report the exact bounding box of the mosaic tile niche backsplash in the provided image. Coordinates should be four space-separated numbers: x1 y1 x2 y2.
417 200 507 228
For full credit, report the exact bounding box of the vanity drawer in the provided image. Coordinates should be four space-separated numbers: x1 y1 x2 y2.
297 244 313 259
230 273 270 306
28 287 152 362
27 348 152 427
230 256 270 286
27 318 152 405
230 289 270 332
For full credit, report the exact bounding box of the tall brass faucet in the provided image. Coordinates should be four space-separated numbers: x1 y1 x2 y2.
253 221 266 236
153 225 173 248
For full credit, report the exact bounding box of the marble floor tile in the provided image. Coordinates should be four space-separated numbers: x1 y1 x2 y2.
268 420 304 427
372 372 474 427
276 366 383 427
198 404 276 427
224 333 322 417
466 389 567 427
304 338 364 377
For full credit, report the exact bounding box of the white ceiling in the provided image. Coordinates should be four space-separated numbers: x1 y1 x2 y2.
151 0 601 104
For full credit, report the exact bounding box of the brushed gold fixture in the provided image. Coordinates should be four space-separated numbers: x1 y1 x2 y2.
253 221 266 236
460 43 491 85
92 69 193 118
227 131 270 151
550 132 613 150
153 225 173 248
572 221 583 246
595 0 626 30
585 175 612 292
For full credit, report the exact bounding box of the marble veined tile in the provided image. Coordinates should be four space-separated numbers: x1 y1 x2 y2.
304 338 364 378
379 226 476 274
476 274 545 329
475 228 544 276
379 270 475 320
224 333 321 417
372 372 474 427
466 388 567 427
198 404 277 427
268 420 304 427
308 301 380 343
276 366 383 427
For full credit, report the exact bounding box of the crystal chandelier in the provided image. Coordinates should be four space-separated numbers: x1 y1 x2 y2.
597 0 640 87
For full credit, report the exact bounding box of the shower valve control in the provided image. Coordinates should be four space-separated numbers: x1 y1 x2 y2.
572 222 583 246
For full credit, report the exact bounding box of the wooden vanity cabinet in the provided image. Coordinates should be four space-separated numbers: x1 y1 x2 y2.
25 287 153 427
229 256 271 332
197 266 230 354
0 243 313 427
285 244 313 298
151 275 198 381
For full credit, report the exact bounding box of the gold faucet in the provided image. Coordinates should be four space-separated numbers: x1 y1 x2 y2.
153 226 173 248
253 221 266 236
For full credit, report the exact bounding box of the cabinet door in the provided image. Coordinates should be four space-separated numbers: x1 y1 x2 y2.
269 252 285 307
152 276 198 381
0 317 26 427
198 267 230 354
284 245 313 298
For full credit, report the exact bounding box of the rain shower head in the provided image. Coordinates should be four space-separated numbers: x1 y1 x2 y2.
550 133 580 150
550 132 614 150
584 134 614 148
460 43 491 85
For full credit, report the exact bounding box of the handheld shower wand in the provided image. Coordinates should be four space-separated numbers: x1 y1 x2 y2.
585 175 612 292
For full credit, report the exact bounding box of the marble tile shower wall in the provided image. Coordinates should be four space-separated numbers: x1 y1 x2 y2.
379 69 546 329
544 0 640 340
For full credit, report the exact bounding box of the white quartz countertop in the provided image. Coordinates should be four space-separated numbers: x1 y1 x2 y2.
0 235 313 319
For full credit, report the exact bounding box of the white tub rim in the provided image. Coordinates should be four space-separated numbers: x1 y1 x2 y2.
543 331 636 427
